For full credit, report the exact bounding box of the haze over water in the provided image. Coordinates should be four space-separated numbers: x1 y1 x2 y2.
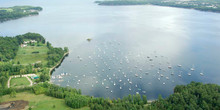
1 0 220 100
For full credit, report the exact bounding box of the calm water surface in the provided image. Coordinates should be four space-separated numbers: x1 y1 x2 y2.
1 0 220 99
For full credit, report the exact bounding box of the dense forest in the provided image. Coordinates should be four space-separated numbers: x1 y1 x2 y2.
0 6 42 22
0 82 219 110
0 37 19 61
95 0 220 13
150 81 220 110
46 42 68 68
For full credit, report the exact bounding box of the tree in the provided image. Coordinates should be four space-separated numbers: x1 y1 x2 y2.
64 47 69 53
142 95 147 104
0 76 7 89
40 74 49 82
10 90 16 98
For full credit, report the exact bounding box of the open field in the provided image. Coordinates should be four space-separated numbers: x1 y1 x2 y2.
0 8 13 12
13 45 49 65
10 77 30 88
0 92 90 110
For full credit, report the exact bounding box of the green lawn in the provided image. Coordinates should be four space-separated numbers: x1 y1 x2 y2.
13 45 49 65
0 92 90 110
10 77 30 88
0 8 13 12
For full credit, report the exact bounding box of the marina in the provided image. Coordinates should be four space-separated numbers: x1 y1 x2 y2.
0 0 219 100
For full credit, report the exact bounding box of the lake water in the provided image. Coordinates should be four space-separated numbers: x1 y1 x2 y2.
1 0 220 100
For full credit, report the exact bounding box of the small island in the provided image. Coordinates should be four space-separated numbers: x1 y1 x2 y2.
95 0 220 13
0 6 42 23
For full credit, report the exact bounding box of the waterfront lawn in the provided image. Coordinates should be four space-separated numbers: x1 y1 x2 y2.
10 77 30 88
13 45 49 65
0 92 90 110
0 8 13 12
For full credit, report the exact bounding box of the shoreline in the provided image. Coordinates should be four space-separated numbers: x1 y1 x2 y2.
49 51 69 77
95 1 220 13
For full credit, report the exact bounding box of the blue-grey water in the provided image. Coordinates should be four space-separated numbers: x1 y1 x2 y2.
0 0 220 100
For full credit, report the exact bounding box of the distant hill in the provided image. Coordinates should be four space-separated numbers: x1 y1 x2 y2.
95 0 220 13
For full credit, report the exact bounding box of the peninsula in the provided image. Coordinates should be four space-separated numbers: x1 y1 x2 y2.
0 6 42 23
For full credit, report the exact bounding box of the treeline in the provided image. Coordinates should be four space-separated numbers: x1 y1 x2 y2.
29 82 147 109
0 82 219 110
32 83 87 108
149 81 220 110
89 94 147 110
0 37 19 61
95 0 220 13
95 0 150 5
0 61 49 88
0 6 42 22
16 32 45 44
46 42 68 67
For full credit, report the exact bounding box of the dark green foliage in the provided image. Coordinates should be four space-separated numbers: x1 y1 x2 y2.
89 94 146 110
0 73 9 89
64 47 69 53
47 45 66 67
32 51 39 54
32 84 47 95
150 82 220 110
0 6 42 22
16 32 46 44
142 95 147 104
44 83 81 99
65 93 89 109
40 74 49 82
34 62 43 68
0 87 32 96
0 37 19 61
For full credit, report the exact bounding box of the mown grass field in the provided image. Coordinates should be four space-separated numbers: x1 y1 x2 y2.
0 92 90 110
13 45 49 65
10 77 30 88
